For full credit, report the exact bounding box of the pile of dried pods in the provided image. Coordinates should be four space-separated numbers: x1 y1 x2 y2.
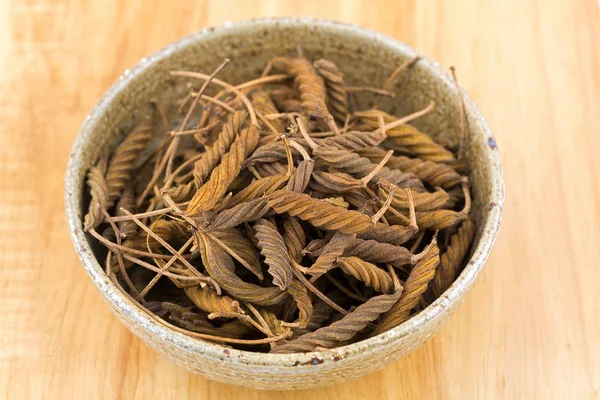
84 54 476 352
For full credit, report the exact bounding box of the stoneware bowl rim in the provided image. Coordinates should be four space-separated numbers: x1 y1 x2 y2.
65 16 504 369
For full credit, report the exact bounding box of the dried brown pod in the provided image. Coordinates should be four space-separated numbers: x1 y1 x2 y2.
378 182 449 211
267 190 373 234
254 219 294 290
254 162 290 177
194 111 248 184
342 238 413 269
106 120 153 207
358 223 418 246
314 58 349 122
415 209 468 230
250 90 286 133
359 147 462 189
195 232 288 306
271 56 328 119
306 232 352 279
374 238 440 334
244 140 301 166
83 156 109 229
186 125 259 215
302 236 331 257
115 184 138 237
336 257 395 294
256 308 291 336
342 188 380 216
309 171 364 193
358 110 455 163
286 278 313 328
431 218 475 298
320 130 386 151
207 198 271 231
228 174 289 208
314 146 421 188
290 298 338 338
282 216 306 263
286 159 314 193
184 286 244 315
245 130 386 168
271 286 403 353
211 229 263 280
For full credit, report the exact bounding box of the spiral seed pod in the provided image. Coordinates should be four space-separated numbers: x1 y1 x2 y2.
267 190 373 234
271 56 328 119
378 182 449 211
321 130 387 151
286 159 314 193
207 198 271 231
431 218 475 297
302 236 332 257
358 110 455 162
254 219 293 290
193 111 248 185
416 209 468 230
165 180 198 203
384 125 457 163
276 99 304 113
105 120 153 207
282 216 306 263
314 146 421 188
258 308 291 336
306 232 351 279
271 287 402 353
360 147 462 189
246 131 387 167
250 90 286 133
309 171 364 194
115 184 138 237
196 232 288 306
255 162 289 177
342 188 380 216
314 58 349 122
186 125 259 216
150 219 189 247
359 222 418 246
228 174 289 208
337 257 395 294
287 278 313 328
443 186 465 208
84 156 109 229
342 238 413 268
244 140 301 166
175 316 252 339
290 298 339 338
211 229 263 280
374 238 440 334
184 286 243 315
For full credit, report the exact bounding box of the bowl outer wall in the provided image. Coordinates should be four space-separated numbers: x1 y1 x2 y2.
64 17 504 390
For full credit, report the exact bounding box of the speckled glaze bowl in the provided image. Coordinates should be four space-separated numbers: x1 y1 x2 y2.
65 17 504 390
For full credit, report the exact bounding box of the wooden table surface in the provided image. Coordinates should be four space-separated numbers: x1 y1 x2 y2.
1 0 599 398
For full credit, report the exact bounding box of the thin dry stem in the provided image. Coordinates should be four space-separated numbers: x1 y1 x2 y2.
346 86 396 97
382 55 421 90
372 185 396 224
361 150 393 186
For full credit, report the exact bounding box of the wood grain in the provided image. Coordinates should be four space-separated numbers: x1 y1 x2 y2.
1 0 599 398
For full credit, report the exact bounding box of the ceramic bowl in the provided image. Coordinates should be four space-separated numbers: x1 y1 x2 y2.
65 17 504 390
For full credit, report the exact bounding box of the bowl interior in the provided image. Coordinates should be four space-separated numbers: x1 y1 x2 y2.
66 18 503 368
